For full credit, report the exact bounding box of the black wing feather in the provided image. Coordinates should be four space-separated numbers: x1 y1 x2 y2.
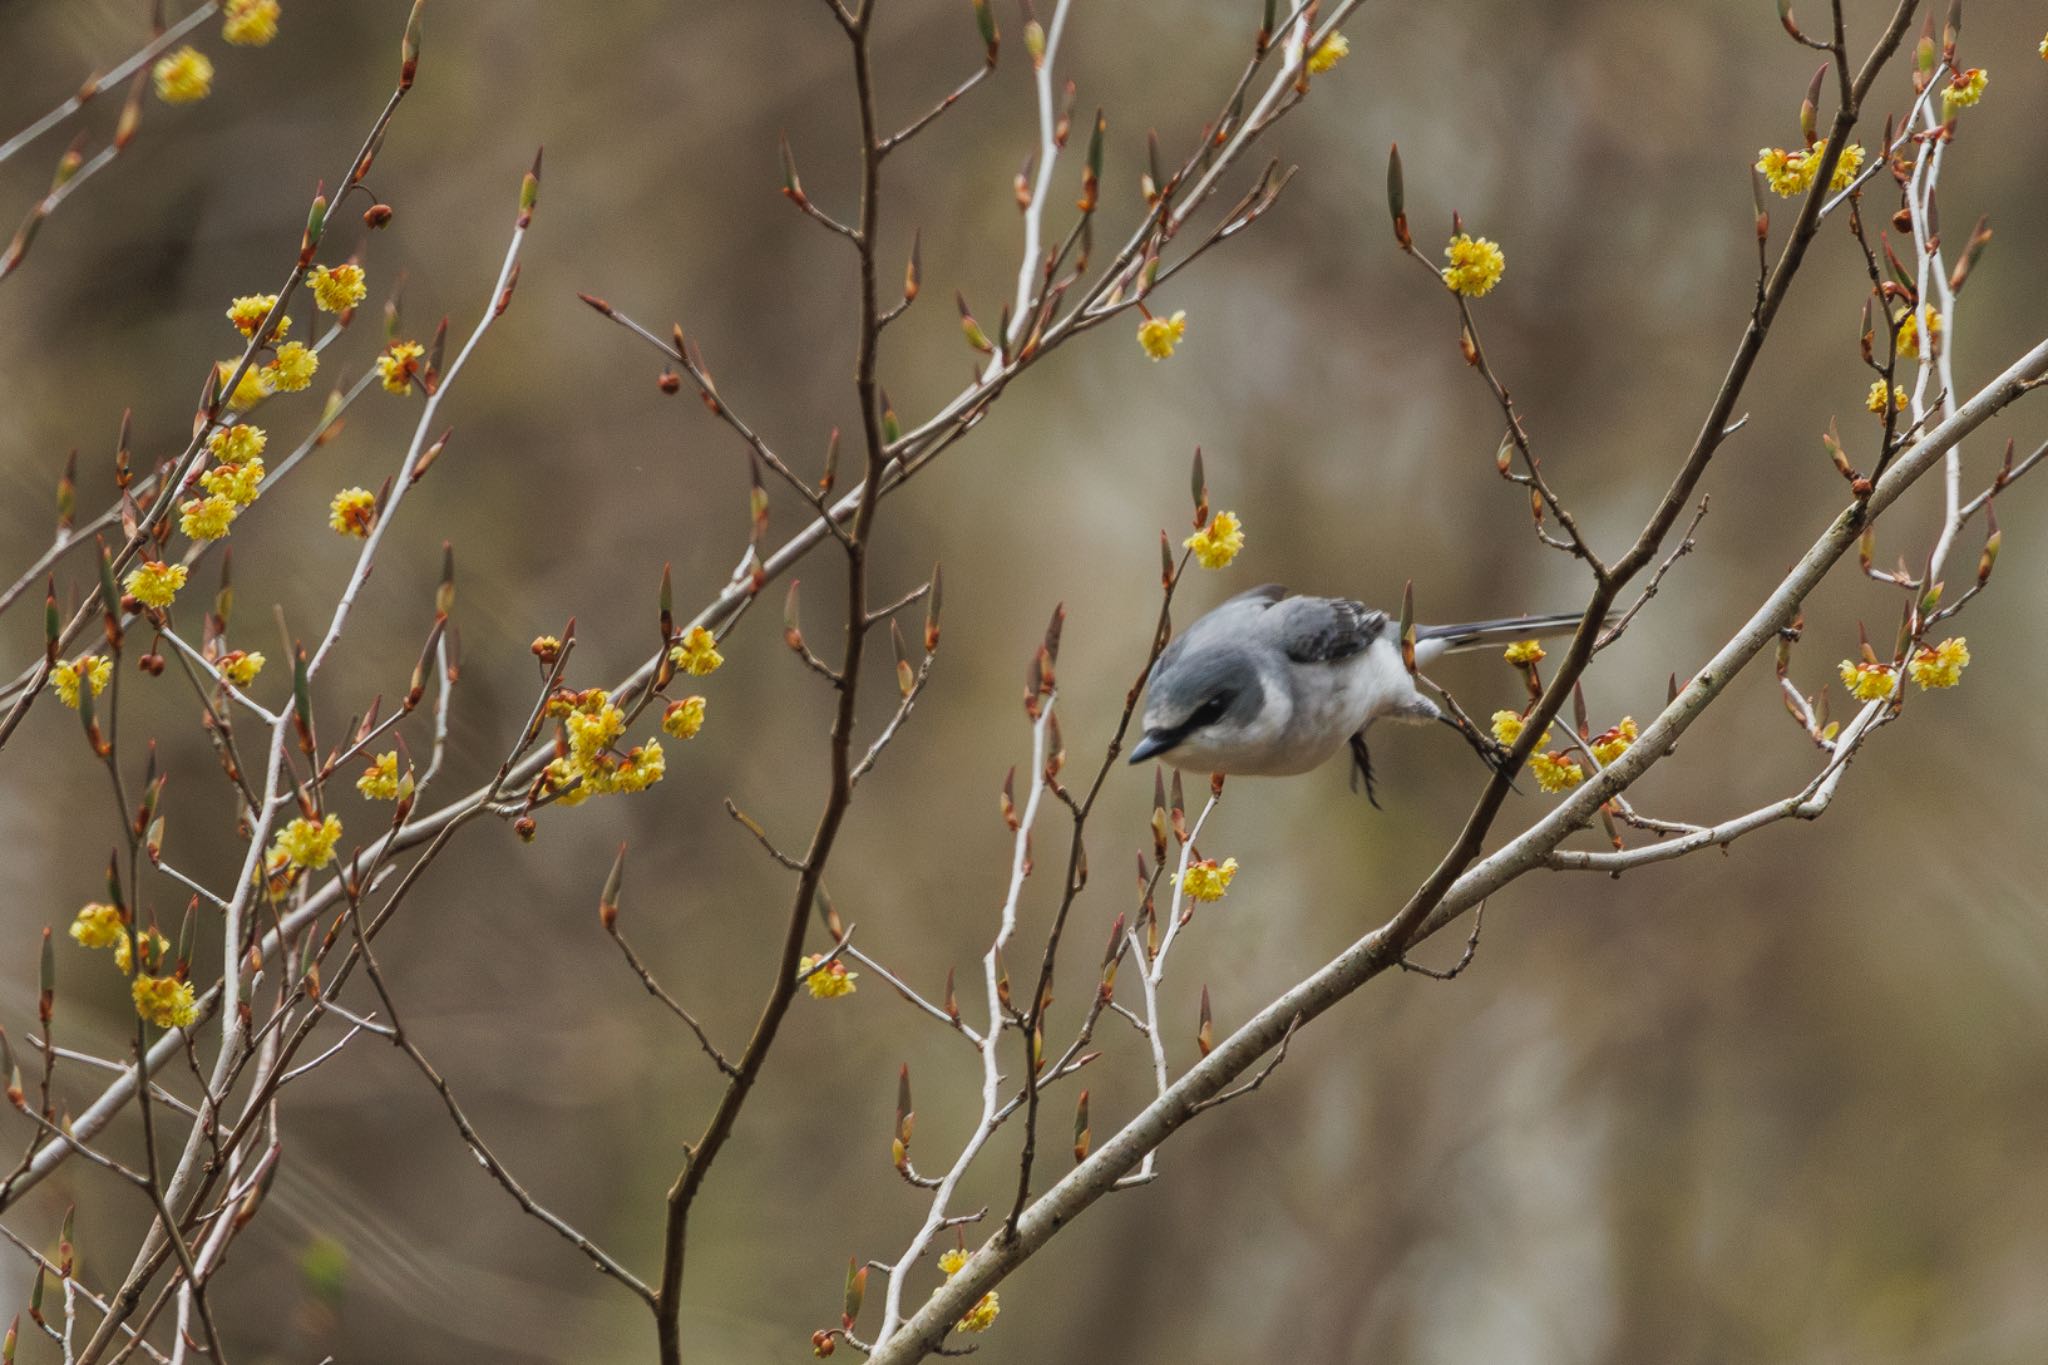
1280 597 1388 665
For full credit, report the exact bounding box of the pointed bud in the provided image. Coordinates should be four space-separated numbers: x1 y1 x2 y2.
400 0 425 89
1189 446 1208 528
924 565 942 653
1073 1088 1091 1162
1197 986 1214 1056
891 619 914 696
903 229 922 302
971 0 999 65
599 842 625 930
1387 143 1410 249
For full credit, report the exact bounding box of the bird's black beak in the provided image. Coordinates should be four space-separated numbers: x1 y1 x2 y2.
1127 729 1174 764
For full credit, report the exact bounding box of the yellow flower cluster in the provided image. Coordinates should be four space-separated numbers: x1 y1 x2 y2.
798 953 858 999
1941 67 1988 117
1755 139 1864 197
201 455 265 506
125 560 188 610
1865 380 1908 414
310 263 367 313
956 1292 1000 1335
153 47 213 104
69 903 125 950
210 422 267 464
1443 233 1506 297
227 295 288 340
938 1249 968 1277
180 493 237 540
273 813 343 869
663 695 707 739
541 688 667 806
1906 637 1969 690
267 340 318 392
223 0 282 45
356 751 413 801
1590 717 1638 766
378 340 425 395
1529 750 1585 793
132 974 198 1029
328 487 377 537
1184 510 1245 569
1181 856 1238 903
669 626 724 676
116 926 170 977
219 650 265 687
1502 639 1545 666
217 360 272 412
1137 311 1187 360
1308 32 1350 74
49 654 112 709
1837 659 1896 702
1489 710 1550 748
1895 308 1942 361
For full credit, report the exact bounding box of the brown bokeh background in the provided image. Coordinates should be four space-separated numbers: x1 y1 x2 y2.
4 1 2047 1361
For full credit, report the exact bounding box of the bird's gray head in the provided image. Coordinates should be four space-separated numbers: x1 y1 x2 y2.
1127 636 1266 766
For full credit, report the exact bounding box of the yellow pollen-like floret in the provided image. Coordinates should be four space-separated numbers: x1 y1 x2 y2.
219 650 265 687
222 0 282 47
956 1291 1000 1334
153 47 214 104
273 814 343 869
1941 67 1988 116
799 954 858 999
208 423 267 463
328 487 377 537
1865 380 1908 414
115 926 170 977
132 974 198 1029
1181 856 1238 902
179 494 238 540
217 360 274 412
201 455 265 506
124 561 189 610
378 340 425 395
1137 311 1187 360
1184 510 1245 569
663 696 707 739
50 655 113 709
938 1249 968 1277
1895 307 1942 360
1906 636 1969 690
1838 659 1896 702
265 341 318 393
356 751 412 801
1529 750 1585 793
69 903 126 950
669 626 724 676
1308 32 1350 74
1590 716 1638 766
309 263 367 313
1443 233 1506 297
1502 639 1546 666
226 295 287 340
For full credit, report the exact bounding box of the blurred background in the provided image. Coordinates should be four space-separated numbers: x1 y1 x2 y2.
3 1 2047 1361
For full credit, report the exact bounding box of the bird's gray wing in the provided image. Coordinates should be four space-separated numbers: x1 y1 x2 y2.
1273 596 1389 664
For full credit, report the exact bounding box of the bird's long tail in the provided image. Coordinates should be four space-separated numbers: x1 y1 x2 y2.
1414 611 1597 662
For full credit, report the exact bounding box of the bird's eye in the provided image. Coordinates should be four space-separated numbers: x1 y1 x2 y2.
1191 692 1234 726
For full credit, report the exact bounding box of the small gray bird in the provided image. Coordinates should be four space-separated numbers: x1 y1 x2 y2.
1128 584 1587 800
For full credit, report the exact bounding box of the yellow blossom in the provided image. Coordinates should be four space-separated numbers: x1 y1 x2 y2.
669 625 724 675
1590 716 1638 766
273 814 342 869
356 751 413 801
1907 636 1969 690
222 0 281 47
132 974 198 1029
663 695 707 739
1838 658 1896 702
1529 750 1584 793
1941 67 1988 117
1502 639 1546 666
1865 380 1907 414
1183 510 1245 569
1755 139 1862 197
115 926 170 977
542 689 668 803
217 360 273 411
1895 307 1941 360
207 423 267 463
265 340 318 393
219 650 265 687
153 46 213 104
938 1249 968 1277
50 655 113 709
328 487 376 537
1443 233 1506 297
378 340 425 394
798 954 858 999
201 455 265 506
226 295 288 340
1826 141 1865 192
124 560 188 610
179 493 237 540
612 740 666 793
1181 856 1238 903
956 1291 1000 1334
1308 32 1350 74
69 903 125 950
1490 710 1529 747
1137 310 1187 360
309 263 367 313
